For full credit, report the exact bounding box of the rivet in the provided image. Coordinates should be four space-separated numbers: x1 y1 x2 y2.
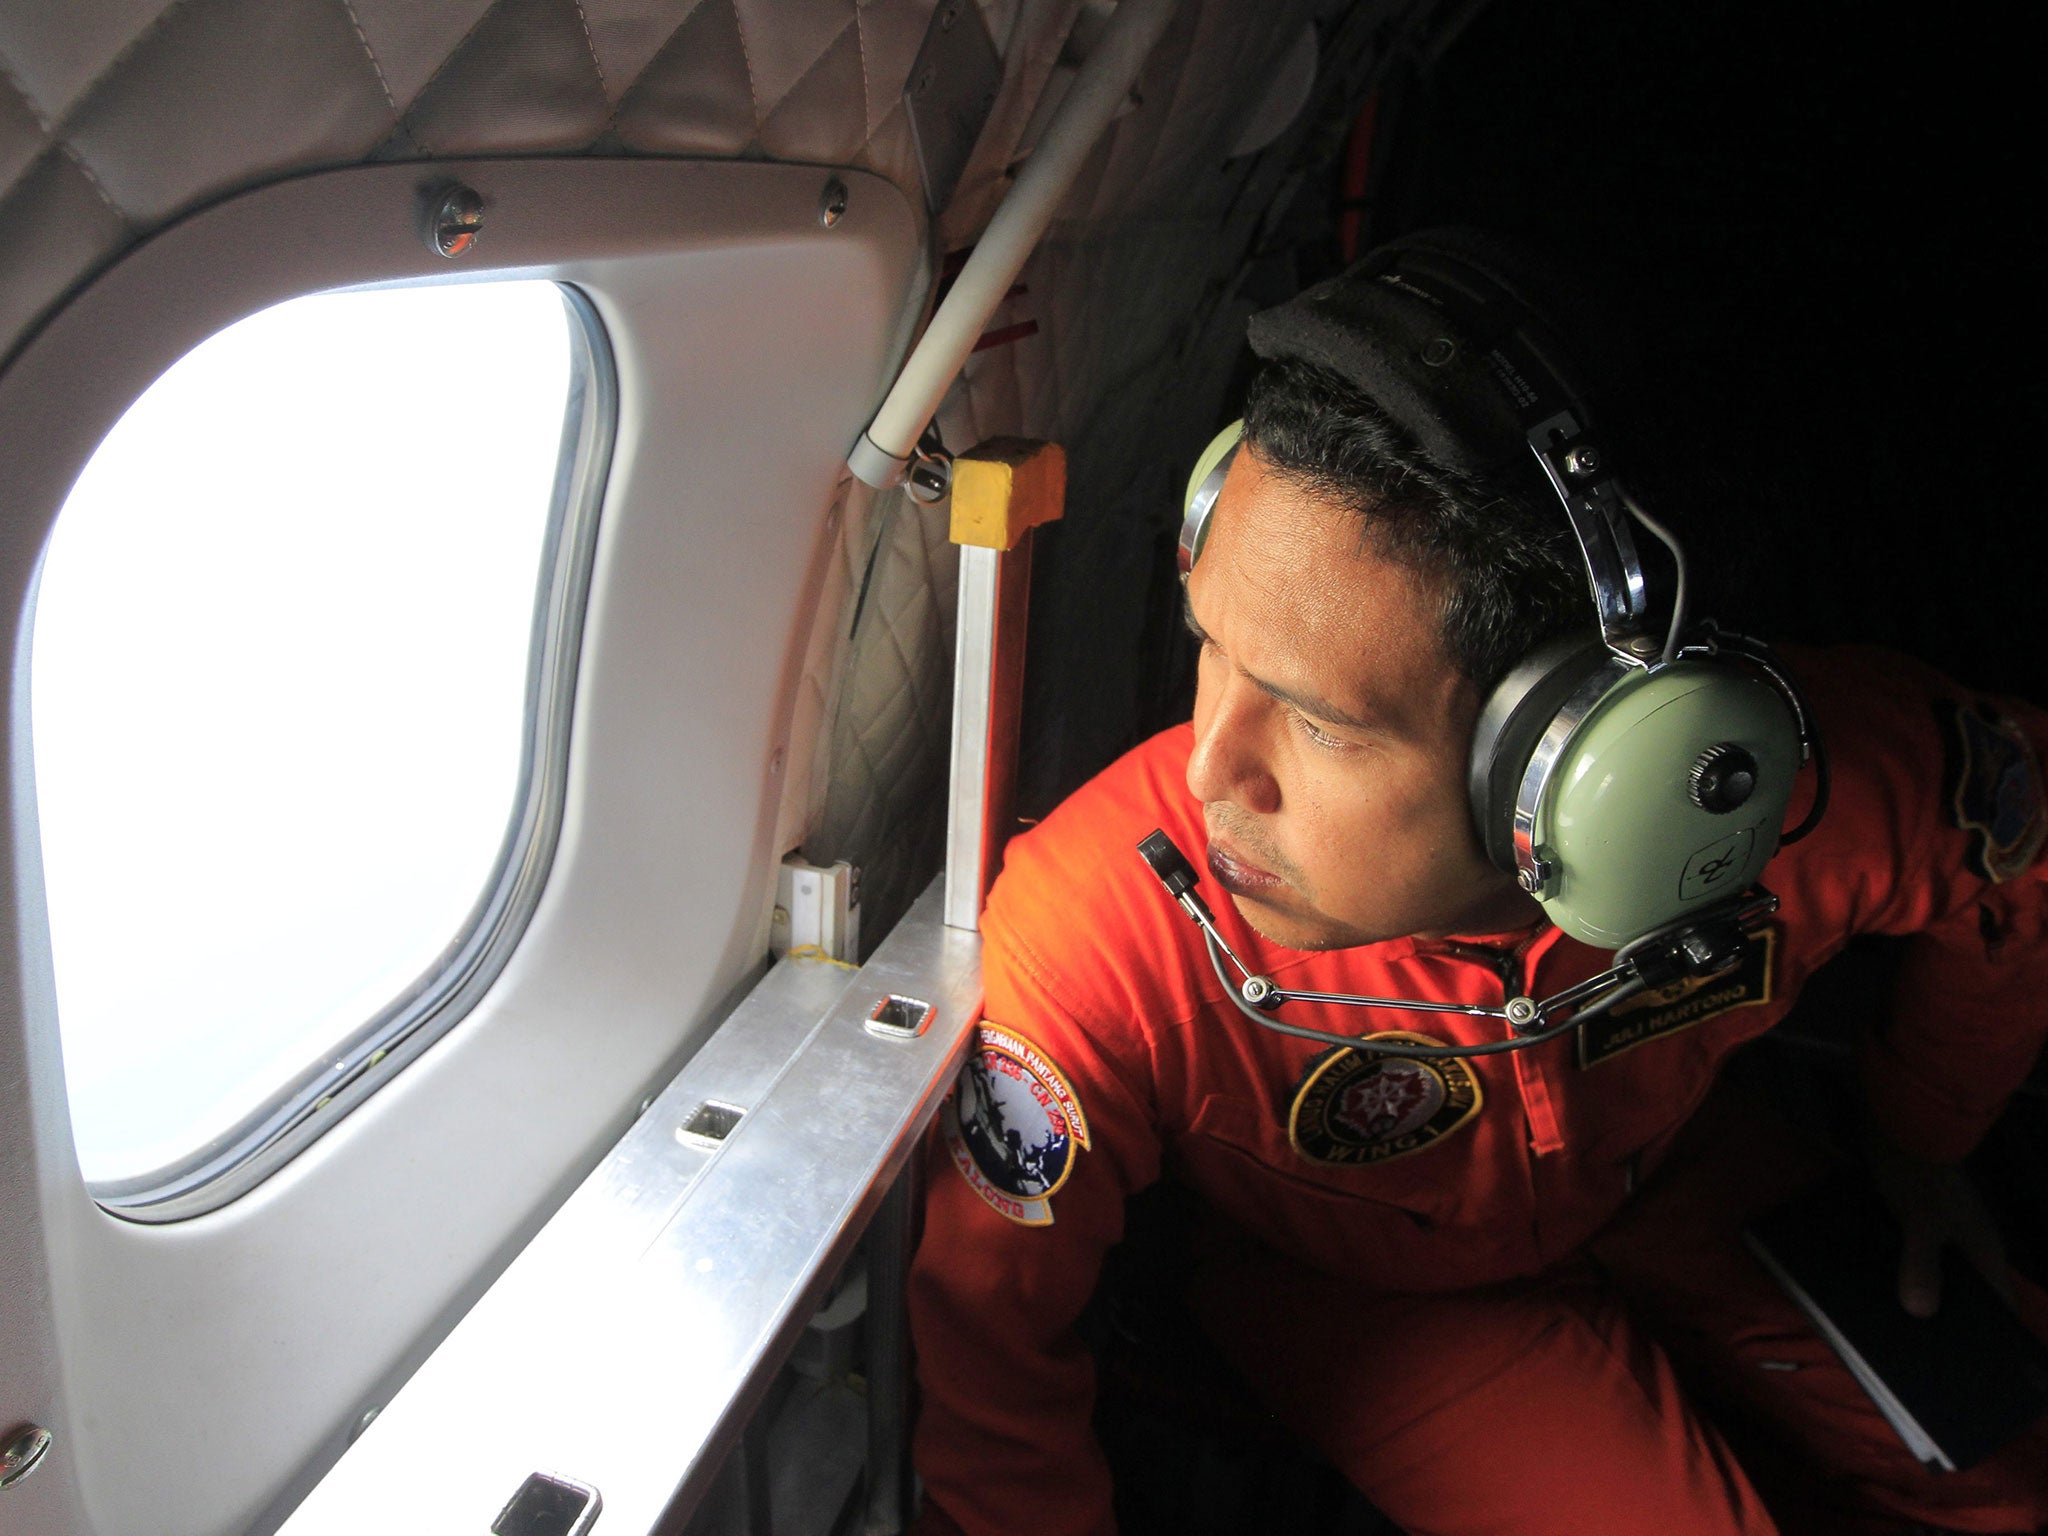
1564 445 1602 477
1421 337 1457 367
349 1407 379 1444
818 175 850 228
427 184 485 258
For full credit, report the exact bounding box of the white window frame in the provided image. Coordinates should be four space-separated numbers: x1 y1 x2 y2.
0 158 924 1536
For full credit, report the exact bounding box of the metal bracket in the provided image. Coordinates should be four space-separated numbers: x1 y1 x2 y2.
903 0 1004 213
1527 409 1652 659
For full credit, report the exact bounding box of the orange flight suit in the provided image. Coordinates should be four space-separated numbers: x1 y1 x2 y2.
907 647 2048 1536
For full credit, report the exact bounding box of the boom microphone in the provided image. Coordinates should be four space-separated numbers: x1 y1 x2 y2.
1135 828 1776 1061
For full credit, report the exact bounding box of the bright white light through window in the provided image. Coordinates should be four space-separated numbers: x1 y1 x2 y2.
33 281 577 1188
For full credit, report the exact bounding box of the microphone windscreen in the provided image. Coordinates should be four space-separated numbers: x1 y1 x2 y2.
1136 829 1199 897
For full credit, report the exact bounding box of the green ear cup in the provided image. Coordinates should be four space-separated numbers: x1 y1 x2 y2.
1529 661 1802 948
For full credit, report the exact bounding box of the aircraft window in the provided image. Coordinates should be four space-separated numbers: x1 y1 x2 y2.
30 280 607 1208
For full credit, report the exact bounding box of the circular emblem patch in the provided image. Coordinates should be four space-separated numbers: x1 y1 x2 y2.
941 1024 1091 1227
1287 1033 1482 1167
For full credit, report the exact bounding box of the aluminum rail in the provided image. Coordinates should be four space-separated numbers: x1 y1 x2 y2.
848 0 1183 488
280 879 978 1536
945 541 1006 929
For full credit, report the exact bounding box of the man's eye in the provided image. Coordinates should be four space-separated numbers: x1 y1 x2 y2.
1292 713 1349 750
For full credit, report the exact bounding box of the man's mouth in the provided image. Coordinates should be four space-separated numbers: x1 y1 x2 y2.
1206 838 1285 897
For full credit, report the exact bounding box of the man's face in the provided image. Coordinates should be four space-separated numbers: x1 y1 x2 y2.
1183 449 1536 950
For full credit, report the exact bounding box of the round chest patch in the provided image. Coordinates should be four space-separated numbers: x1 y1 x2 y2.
941 1024 1091 1227
1288 1033 1482 1167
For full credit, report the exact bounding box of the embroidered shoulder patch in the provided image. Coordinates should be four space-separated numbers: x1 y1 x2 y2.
941 1023 1090 1227
1287 1033 1482 1167
1577 928 1777 1068
1936 698 2048 883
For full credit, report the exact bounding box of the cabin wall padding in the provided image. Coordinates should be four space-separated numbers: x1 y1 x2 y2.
0 0 1027 370
802 481 960 952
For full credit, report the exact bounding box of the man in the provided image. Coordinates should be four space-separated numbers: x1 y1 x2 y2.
906 231 2048 1536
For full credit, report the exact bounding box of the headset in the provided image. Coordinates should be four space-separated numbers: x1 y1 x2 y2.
1168 229 1826 973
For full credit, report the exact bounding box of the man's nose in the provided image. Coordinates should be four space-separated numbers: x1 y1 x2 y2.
1187 671 1281 815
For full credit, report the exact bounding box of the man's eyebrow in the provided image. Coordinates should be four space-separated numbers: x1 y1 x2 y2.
1180 587 1386 736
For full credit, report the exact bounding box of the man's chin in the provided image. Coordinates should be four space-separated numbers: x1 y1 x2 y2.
1226 889 1368 953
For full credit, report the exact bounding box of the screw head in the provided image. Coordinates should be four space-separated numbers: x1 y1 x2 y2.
428 185 484 258
1241 976 1274 1005
818 176 849 227
1 1424 53 1489
1504 996 1541 1031
1564 445 1602 477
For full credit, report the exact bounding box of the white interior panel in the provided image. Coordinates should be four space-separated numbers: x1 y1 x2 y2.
0 157 924 1536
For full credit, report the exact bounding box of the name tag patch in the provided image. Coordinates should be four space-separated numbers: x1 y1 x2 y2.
1287 1033 1482 1167
941 1024 1090 1227
1577 928 1777 1068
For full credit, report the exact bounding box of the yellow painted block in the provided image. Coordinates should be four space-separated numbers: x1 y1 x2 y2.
950 438 1067 551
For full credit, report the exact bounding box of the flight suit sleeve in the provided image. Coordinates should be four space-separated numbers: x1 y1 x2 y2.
1787 650 2048 1163
907 916 1163 1536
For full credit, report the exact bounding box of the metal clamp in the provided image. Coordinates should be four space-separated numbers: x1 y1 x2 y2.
905 423 954 504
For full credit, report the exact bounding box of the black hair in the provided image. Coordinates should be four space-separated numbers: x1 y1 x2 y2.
1240 355 1590 693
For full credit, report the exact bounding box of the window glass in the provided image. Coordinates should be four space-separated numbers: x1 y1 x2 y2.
32 281 579 1189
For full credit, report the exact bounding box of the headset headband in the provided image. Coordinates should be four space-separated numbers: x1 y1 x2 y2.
1214 237 1656 660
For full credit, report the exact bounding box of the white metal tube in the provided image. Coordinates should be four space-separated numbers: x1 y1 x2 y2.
848 0 1183 487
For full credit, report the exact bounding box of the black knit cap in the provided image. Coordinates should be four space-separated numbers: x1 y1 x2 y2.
1245 227 1608 510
